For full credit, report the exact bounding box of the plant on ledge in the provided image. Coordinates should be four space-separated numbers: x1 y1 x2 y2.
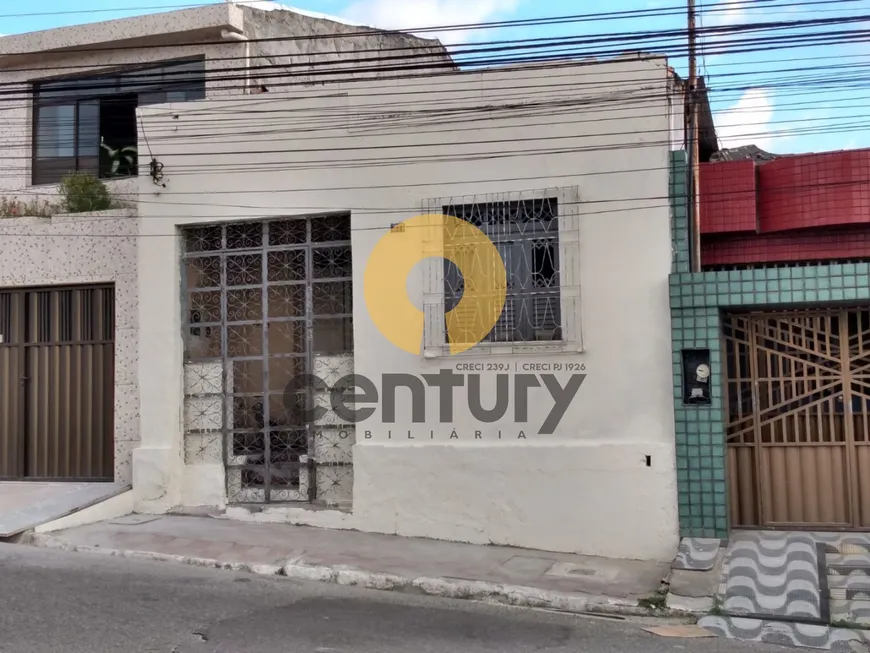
100 139 138 178
0 196 58 218
59 172 112 213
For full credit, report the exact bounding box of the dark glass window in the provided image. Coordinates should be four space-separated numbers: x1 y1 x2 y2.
32 58 205 185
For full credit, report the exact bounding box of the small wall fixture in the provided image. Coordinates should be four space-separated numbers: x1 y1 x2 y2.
681 348 712 405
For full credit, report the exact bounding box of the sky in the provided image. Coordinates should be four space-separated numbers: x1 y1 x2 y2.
1 0 868 154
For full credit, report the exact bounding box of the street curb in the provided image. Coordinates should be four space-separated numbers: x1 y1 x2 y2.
23 532 679 619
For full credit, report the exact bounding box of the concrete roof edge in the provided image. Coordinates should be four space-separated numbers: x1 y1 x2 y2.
0 4 243 58
240 4 449 49
460 52 670 76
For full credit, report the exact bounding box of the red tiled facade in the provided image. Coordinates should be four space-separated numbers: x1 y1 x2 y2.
702 227 870 266
699 160 756 234
699 148 870 266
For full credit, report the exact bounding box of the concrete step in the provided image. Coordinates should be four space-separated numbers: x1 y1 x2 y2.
828 576 870 601
830 599 870 626
824 542 870 556
826 554 870 574
828 571 870 587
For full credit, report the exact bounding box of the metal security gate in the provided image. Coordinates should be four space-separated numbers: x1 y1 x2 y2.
724 308 870 529
0 285 115 480
181 216 354 506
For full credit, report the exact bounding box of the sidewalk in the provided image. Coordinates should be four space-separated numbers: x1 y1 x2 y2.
24 514 672 616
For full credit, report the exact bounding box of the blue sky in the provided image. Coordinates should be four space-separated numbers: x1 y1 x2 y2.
2 0 869 154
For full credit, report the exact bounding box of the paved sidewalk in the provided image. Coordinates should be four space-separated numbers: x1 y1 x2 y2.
0 482 128 537
25 514 672 616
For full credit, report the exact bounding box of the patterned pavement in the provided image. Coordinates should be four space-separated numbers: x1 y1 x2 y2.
719 531 824 620
698 616 870 652
702 531 870 650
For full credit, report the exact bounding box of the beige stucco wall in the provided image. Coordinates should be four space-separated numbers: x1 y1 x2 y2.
0 209 139 483
136 56 679 561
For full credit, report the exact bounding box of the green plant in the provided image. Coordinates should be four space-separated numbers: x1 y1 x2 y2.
59 172 112 213
0 196 57 218
100 140 137 177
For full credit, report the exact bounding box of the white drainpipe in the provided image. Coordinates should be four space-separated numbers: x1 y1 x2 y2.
220 29 250 93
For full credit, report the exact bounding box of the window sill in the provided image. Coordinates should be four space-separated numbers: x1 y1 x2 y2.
423 340 584 359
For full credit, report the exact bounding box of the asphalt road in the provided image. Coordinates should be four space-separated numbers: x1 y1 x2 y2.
0 543 784 653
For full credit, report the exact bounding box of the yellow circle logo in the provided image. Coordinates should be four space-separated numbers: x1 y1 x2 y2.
364 214 507 355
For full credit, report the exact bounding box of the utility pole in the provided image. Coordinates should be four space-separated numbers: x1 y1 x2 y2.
687 0 701 272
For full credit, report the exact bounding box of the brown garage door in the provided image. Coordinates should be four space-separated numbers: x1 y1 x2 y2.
724 308 870 529
0 285 114 480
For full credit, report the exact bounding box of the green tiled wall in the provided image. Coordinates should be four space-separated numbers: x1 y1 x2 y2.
671 304 727 537
670 151 690 274
667 150 870 538
673 265 870 308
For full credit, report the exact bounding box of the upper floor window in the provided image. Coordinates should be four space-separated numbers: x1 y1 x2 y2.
32 58 205 186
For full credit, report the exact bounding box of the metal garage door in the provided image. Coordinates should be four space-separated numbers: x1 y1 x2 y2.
724 308 870 529
0 285 115 480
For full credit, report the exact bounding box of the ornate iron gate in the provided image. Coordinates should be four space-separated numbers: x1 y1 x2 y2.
181 216 354 505
724 308 870 529
0 285 115 480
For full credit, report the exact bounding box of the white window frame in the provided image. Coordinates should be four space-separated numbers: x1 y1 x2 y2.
421 186 583 358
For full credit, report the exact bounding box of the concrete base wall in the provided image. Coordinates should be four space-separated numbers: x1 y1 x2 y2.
165 439 679 561
353 442 678 561
182 464 226 509
163 441 679 562
132 446 182 513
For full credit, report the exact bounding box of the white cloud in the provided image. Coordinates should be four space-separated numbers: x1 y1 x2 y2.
699 0 748 55
715 88 775 150
706 1 745 26
340 0 520 44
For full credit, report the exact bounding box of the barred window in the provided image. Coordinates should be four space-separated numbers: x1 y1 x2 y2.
443 198 561 344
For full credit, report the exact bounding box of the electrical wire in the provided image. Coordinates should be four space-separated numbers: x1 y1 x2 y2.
0 6 865 67
1 53 865 131
0 0 853 21
5 106 866 166
3 172 869 238
0 9 862 105
0 3 866 238
8 111 869 203
1 19 867 84
4 31 870 117
2 65 868 157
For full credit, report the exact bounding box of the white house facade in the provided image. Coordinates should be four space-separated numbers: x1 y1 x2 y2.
135 56 685 561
